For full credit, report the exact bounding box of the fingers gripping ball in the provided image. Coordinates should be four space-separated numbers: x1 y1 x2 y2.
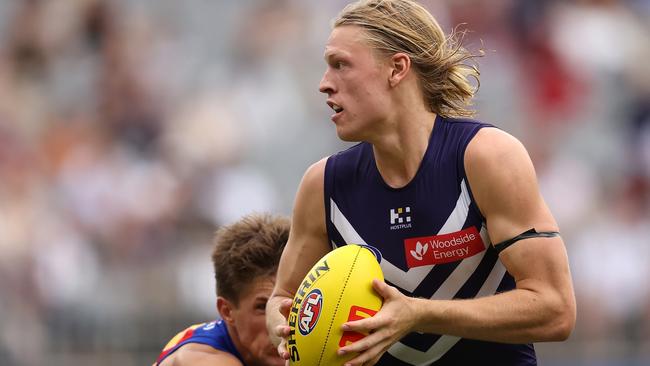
287 244 384 365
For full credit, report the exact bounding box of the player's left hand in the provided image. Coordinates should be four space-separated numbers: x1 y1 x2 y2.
336 279 418 366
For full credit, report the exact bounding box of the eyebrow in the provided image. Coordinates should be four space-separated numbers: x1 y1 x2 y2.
324 48 350 61
323 50 337 62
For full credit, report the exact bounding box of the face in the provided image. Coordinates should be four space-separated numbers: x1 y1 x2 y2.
224 276 284 366
319 25 393 142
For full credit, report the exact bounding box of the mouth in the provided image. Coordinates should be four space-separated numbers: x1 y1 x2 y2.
327 101 344 116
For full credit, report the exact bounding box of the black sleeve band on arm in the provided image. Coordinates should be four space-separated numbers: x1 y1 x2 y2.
492 228 560 254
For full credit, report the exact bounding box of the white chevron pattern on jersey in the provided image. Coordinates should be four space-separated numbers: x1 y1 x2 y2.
386 262 506 365
329 179 505 365
330 179 484 293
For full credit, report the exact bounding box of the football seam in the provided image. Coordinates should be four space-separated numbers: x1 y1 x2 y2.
317 246 361 366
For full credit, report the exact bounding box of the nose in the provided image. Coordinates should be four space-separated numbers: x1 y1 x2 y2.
319 69 334 95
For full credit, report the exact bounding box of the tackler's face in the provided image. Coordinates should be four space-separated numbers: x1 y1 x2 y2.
226 275 284 366
319 25 393 142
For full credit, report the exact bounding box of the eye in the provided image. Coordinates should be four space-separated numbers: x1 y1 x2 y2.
255 301 267 312
328 58 345 70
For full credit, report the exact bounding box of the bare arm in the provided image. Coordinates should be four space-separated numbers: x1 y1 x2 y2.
266 158 332 353
339 128 576 364
409 127 576 342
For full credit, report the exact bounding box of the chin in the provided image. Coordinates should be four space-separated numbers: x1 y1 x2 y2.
335 127 363 142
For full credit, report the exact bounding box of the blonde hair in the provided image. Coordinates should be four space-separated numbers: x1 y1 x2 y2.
334 0 481 118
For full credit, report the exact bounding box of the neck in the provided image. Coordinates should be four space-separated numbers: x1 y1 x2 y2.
370 109 437 188
225 323 252 366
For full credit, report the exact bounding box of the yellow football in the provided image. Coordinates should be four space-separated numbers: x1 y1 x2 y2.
287 244 384 365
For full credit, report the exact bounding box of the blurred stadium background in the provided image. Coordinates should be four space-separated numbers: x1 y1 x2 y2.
0 0 648 365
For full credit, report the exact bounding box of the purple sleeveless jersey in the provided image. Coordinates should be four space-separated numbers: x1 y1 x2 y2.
324 116 537 366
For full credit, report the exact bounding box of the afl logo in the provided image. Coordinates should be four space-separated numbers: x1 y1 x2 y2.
298 289 323 336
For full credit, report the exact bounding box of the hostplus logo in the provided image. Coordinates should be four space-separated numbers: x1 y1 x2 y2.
390 206 412 230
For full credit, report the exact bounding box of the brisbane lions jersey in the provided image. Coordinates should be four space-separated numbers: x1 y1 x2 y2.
154 320 243 366
323 116 537 365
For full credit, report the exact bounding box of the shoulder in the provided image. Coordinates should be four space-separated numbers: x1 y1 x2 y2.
464 127 558 241
464 128 534 215
292 158 328 235
465 128 532 175
162 343 243 366
302 157 327 186
297 157 327 201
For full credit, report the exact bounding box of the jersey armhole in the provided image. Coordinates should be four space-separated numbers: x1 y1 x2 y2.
323 155 335 245
460 124 497 223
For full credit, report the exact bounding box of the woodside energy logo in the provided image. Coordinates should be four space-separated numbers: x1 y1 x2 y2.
404 227 486 268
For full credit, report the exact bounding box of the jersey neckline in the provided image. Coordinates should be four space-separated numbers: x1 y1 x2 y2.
369 114 442 192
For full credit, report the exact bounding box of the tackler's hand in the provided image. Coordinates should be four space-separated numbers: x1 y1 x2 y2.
337 279 418 366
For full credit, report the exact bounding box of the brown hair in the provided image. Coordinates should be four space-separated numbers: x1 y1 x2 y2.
211 213 290 305
334 0 482 118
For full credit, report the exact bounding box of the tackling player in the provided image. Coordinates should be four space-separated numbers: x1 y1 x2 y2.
155 213 289 366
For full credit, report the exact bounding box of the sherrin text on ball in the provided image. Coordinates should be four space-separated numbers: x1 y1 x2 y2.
287 244 384 365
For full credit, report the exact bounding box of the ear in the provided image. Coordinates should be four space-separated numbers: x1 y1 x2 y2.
217 296 235 325
388 52 411 87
